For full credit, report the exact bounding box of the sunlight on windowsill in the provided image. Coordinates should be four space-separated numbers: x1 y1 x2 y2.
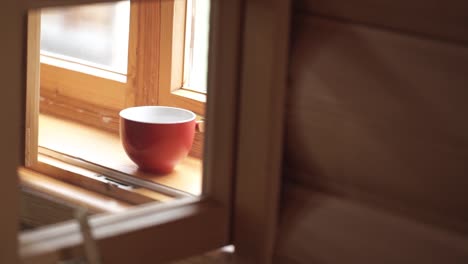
38 114 203 196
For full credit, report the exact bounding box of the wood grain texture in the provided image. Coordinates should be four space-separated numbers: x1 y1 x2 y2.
275 183 468 264
40 62 126 110
129 0 160 106
285 16 468 234
296 0 468 44
159 0 186 93
40 89 120 133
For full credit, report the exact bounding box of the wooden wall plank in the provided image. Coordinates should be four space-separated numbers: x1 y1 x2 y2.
296 0 468 44
0 1 24 262
275 183 468 264
285 16 468 234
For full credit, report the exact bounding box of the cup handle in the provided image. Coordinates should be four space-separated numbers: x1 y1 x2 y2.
196 120 205 133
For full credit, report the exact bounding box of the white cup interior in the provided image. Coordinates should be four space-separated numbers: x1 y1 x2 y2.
119 106 196 124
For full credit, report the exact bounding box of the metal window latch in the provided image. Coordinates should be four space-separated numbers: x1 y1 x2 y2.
95 174 135 191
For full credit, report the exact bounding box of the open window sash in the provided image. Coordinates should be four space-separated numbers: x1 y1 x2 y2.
17 0 241 262
2 0 290 262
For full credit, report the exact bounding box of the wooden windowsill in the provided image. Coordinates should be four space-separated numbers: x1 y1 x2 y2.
173 88 207 103
38 114 203 196
20 167 131 213
19 167 131 228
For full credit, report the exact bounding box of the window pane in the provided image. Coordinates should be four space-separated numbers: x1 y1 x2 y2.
184 0 211 93
40 1 130 74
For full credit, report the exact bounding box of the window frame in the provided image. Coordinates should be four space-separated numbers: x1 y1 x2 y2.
1 0 292 262
19 0 241 261
157 0 206 116
39 0 206 134
28 0 206 204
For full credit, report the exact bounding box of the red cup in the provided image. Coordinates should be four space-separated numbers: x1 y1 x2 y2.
119 106 196 174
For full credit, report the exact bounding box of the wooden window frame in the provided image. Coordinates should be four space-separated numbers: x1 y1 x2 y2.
20 0 241 262
31 0 206 204
0 0 291 262
40 0 206 135
26 9 190 206
158 0 206 116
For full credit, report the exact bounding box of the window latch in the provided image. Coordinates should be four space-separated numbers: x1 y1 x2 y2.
96 175 134 191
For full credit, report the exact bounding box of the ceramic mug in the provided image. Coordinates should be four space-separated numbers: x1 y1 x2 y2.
119 106 198 174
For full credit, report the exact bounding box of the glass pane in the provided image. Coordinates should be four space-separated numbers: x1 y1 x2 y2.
40 1 130 74
184 0 211 92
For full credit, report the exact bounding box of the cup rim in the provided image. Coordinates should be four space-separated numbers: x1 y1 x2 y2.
119 105 196 124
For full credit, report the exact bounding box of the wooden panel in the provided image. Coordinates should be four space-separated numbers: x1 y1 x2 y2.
233 0 291 263
128 0 160 107
40 89 120 133
40 63 126 110
296 0 468 44
285 17 468 233
275 183 468 264
0 2 23 262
